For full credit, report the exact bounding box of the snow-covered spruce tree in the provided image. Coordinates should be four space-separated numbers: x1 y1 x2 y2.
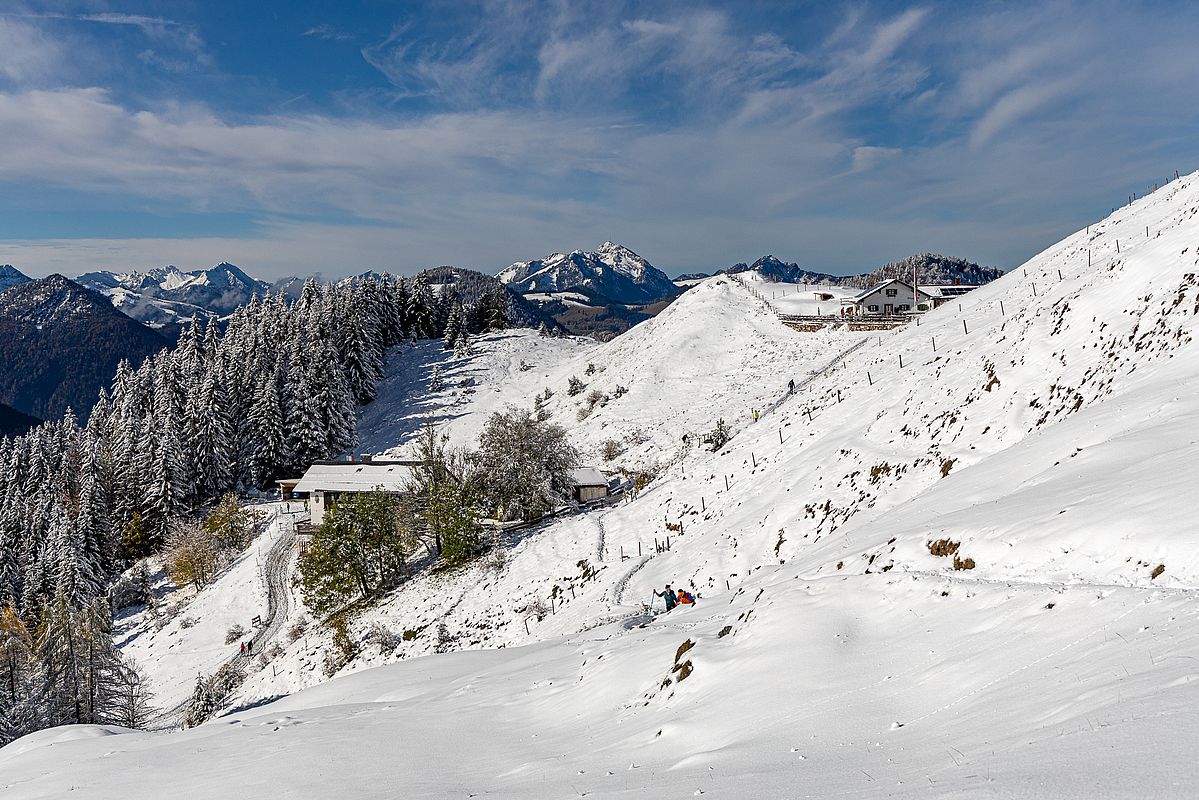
454 332 473 359
341 296 385 404
408 273 437 339
442 298 465 350
483 287 509 332
473 407 579 521
247 373 289 488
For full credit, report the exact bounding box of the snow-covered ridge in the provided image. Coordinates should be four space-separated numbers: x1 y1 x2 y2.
76 262 272 325
498 242 678 304
7 172 1199 798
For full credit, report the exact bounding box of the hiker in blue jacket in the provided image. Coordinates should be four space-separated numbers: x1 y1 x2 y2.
655 584 678 612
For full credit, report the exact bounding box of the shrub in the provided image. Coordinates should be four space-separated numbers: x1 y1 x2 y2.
205 494 262 552
708 418 732 452
481 544 508 573
323 615 358 677
927 539 960 557
368 623 402 653
525 598 549 621
224 624 247 645
600 439 624 462
584 363 597 376
434 622 454 654
287 617 309 643
567 376 585 396
585 389 607 410
474 407 580 522
952 555 976 570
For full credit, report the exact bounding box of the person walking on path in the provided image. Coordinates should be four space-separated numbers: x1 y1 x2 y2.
752 408 759 423
788 379 795 394
654 585 678 612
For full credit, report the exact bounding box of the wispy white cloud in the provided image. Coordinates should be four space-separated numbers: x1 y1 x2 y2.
303 24 353 42
0 17 64 86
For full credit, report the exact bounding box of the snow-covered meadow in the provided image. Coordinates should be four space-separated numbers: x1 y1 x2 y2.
6 172 1199 798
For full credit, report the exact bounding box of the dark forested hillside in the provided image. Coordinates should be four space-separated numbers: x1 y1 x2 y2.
722 253 1004 288
0 402 39 437
420 266 560 330
0 275 168 420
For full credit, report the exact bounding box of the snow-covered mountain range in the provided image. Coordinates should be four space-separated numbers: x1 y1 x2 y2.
498 241 679 304
5 171 1199 798
76 262 273 326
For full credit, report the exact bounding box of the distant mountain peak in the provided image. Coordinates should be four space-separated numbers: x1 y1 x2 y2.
76 262 272 326
0 264 30 293
498 243 677 305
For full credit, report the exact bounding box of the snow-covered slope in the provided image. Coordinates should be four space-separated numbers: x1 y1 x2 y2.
364 276 864 470
7 173 1199 798
77 262 272 326
498 241 678 304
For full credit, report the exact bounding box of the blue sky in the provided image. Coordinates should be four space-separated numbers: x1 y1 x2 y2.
0 1 1197 279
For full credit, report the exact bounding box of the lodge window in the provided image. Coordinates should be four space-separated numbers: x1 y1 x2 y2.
868 304 879 312
899 304 910 311
885 288 898 297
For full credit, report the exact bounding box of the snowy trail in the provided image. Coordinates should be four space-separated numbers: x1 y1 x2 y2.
150 510 297 730
252 511 298 652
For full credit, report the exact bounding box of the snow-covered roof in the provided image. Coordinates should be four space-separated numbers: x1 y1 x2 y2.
921 284 979 298
570 467 607 487
848 279 937 302
293 461 416 493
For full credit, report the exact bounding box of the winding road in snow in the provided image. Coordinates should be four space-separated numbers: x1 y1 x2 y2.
152 509 299 730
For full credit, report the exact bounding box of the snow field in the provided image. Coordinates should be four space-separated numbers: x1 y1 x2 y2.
6 172 1199 797
6 572 1199 799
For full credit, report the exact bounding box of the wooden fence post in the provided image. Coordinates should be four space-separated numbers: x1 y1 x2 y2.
899 354 904 368
724 475 729 490
867 371 872 386
1000 300 1005 316
963 320 968 335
